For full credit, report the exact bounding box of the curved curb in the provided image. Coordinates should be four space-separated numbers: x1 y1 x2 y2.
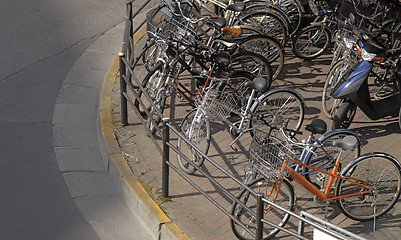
99 54 191 240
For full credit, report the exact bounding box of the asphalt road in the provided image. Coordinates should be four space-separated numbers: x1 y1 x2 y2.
0 1 152 239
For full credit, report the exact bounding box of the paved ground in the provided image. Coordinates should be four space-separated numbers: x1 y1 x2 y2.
110 37 401 239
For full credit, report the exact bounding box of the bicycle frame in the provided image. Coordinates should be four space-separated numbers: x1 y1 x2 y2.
289 158 373 202
149 35 220 101
292 128 361 176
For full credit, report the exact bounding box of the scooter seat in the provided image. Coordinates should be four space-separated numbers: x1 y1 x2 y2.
305 119 327 135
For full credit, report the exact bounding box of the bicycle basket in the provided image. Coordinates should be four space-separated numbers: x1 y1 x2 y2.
146 4 196 42
197 83 238 121
248 129 294 182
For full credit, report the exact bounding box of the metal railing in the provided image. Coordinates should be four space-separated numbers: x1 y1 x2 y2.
118 0 367 239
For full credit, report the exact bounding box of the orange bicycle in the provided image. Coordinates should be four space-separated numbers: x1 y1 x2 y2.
231 127 401 240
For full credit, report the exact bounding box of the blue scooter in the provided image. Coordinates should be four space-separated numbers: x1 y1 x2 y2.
331 38 401 129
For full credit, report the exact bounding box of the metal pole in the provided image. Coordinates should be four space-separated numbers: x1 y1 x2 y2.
162 118 170 198
119 53 128 126
256 193 264 240
298 212 305 239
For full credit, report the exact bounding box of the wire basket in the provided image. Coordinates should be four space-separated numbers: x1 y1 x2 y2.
146 4 196 42
197 83 238 121
248 129 295 182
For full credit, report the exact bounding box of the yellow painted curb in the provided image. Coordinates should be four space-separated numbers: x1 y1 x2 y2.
99 50 190 239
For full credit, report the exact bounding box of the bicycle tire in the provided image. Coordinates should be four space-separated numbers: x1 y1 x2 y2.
238 10 288 46
230 177 295 240
130 39 158 85
336 152 401 221
236 35 285 81
266 0 304 36
291 25 331 60
304 130 361 188
249 88 305 133
138 39 158 72
229 51 273 87
146 94 166 135
177 108 211 174
224 70 256 111
244 2 292 34
134 63 167 134
322 59 352 119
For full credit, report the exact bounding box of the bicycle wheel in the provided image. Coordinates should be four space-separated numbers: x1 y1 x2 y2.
249 88 305 132
236 35 285 81
304 130 361 188
244 3 292 33
230 177 295 240
322 59 353 119
239 10 288 46
134 63 167 134
291 25 331 60
177 108 211 174
267 0 304 36
336 152 401 221
130 39 158 85
229 51 273 87
224 70 255 111
136 39 158 72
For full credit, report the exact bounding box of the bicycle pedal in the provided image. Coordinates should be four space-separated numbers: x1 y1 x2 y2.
230 144 238 151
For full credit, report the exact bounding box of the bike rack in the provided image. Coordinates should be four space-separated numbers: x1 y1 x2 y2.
118 0 367 239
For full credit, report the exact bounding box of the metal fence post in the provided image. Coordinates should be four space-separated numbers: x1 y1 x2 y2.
162 118 170 198
298 212 305 238
119 53 128 126
256 194 264 240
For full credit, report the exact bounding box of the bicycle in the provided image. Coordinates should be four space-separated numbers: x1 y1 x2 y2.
290 0 341 60
241 118 362 187
177 76 305 174
191 0 291 46
230 122 401 239
134 4 273 134
133 1 285 81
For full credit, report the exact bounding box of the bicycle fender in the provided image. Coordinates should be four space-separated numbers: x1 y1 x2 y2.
305 128 363 161
249 87 305 112
339 152 401 177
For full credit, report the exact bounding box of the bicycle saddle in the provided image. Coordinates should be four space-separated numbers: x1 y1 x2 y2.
244 78 267 92
211 52 230 67
332 135 358 151
226 2 245 12
304 119 327 135
210 17 226 29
